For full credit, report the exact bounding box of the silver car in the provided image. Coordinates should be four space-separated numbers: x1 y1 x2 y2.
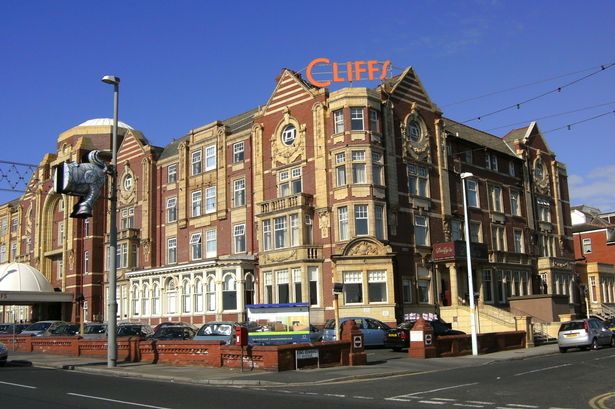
558 318 615 353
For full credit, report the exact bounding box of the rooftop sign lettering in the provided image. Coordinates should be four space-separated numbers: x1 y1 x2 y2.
306 58 391 88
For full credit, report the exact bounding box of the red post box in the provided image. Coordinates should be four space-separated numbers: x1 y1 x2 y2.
235 326 248 346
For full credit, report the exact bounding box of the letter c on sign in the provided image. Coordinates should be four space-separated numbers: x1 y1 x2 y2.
306 58 331 88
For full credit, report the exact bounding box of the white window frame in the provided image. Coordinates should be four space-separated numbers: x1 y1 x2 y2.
192 190 202 217
206 229 217 258
167 237 177 264
335 152 346 187
466 179 479 208
354 204 369 236
485 152 498 171
407 163 429 197
205 145 216 171
233 178 246 207
350 107 364 131
338 206 349 241
367 270 387 303
489 185 503 213
492 225 506 251
414 215 429 246
262 220 272 251
372 151 384 186
166 197 177 223
351 150 366 184
191 150 202 175
234 224 246 253
369 109 379 133
190 232 202 260
205 186 216 214
333 109 344 134
513 229 524 253
233 141 244 163
511 191 521 216
582 238 592 254
167 163 177 183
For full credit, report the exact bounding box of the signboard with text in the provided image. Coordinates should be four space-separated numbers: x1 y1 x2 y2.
306 58 391 87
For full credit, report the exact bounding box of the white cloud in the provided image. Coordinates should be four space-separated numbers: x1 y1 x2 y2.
568 165 615 212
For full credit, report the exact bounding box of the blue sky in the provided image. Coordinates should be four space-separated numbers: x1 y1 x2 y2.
1 0 614 211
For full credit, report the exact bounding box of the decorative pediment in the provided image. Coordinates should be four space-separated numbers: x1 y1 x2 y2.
401 106 431 163
342 238 391 257
270 107 306 167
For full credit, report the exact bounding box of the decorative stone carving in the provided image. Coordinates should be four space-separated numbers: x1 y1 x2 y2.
270 108 306 167
141 239 150 262
347 241 381 256
317 209 329 239
119 164 137 205
265 250 297 264
401 105 431 163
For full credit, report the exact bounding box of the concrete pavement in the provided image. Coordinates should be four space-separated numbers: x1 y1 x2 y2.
3 343 560 387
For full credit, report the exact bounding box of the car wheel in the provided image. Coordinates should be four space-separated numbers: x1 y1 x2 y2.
591 338 599 350
559 347 567 353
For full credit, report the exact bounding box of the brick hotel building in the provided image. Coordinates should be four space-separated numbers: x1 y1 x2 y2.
0 67 578 332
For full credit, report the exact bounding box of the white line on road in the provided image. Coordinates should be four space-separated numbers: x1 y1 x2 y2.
324 394 346 398
594 354 615 360
433 398 457 401
453 404 485 408
385 397 413 402
505 405 539 408
352 396 374 400
513 364 571 377
389 382 479 398
467 401 494 405
0 380 37 389
67 393 173 409
419 400 447 405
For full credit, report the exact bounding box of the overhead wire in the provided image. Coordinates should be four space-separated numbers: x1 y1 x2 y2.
460 62 615 124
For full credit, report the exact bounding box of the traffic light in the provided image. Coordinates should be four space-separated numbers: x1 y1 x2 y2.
53 150 110 219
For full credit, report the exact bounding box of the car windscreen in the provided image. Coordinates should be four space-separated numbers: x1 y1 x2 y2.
197 323 234 336
84 325 106 334
559 321 585 331
25 322 52 331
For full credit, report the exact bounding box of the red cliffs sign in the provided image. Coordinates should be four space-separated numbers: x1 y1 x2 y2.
306 58 391 88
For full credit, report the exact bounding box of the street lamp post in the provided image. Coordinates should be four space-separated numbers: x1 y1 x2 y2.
102 75 120 368
460 172 479 356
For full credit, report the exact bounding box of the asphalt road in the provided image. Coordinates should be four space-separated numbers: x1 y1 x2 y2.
0 347 614 409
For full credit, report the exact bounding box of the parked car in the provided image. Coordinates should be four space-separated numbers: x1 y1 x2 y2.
558 318 615 353
20 321 66 337
116 323 154 338
384 319 465 351
323 317 391 347
194 321 240 344
152 322 198 332
0 341 7 366
603 318 615 332
0 323 29 335
150 325 196 341
309 325 323 342
82 322 154 339
47 323 80 336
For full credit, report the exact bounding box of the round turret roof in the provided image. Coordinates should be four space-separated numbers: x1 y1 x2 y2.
78 118 134 130
0 263 55 292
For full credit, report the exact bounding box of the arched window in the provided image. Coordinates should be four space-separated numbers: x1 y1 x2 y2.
152 283 160 315
141 283 150 316
206 275 216 312
194 278 204 313
166 279 177 315
182 279 192 314
131 284 140 316
223 273 237 310
244 273 255 305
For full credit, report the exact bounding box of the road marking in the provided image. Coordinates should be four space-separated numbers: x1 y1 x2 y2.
594 354 615 360
0 380 37 389
453 404 485 408
67 393 172 409
467 401 494 405
324 393 346 398
433 398 457 401
386 397 413 402
419 401 447 405
589 391 615 409
352 396 374 400
389 382 479 399
513 364 571 377
505 405 539 408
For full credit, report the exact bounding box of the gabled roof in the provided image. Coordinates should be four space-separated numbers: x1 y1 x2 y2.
381 67 437 112
443 118 519 158
503 122 553 154
260 69 319 116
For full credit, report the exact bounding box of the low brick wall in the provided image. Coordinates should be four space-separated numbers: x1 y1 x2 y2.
435 331 526 357
0 335 351 371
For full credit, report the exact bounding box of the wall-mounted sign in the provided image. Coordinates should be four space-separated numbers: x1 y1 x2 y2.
306 58 391 87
